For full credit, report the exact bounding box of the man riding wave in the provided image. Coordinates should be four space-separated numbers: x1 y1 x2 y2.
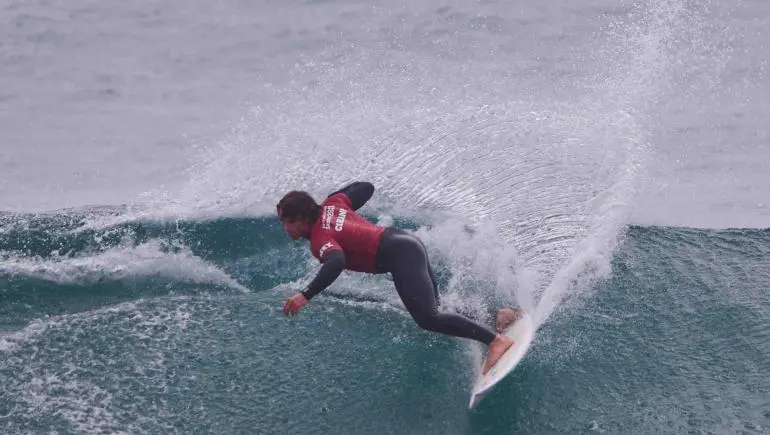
277 181 519 374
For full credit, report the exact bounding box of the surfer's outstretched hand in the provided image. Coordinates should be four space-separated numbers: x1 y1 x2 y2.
284 293 308 316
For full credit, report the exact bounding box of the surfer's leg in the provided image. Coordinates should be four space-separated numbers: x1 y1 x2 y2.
424 248 440 302
422 242 509 331
388 234 496 345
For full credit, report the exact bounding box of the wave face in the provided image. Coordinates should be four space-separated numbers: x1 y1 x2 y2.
1 211 768 433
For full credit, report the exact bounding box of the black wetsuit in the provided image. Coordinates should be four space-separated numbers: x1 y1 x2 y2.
375 227 497 345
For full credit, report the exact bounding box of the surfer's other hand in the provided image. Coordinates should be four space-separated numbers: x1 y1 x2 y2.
284 293 308 316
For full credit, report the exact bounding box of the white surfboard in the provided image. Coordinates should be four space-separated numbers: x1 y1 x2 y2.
469 311 536 409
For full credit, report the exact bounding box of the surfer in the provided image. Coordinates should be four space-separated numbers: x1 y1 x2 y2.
277 181 520 374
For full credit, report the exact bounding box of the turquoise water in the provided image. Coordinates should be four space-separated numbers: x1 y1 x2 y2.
1 213 767 433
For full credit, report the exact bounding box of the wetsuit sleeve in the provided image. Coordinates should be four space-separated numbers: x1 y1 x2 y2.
301 250 346 300
327 182 374 211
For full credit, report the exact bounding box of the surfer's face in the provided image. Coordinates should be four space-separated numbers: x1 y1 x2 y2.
281 218 309 240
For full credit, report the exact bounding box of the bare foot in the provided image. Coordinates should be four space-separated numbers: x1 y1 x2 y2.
495 308 521 333
482 334 514 374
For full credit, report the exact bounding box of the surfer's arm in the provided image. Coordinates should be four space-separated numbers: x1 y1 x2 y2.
301 250 346 300
327 182 374 211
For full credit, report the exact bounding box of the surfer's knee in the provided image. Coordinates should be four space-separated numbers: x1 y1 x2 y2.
411 309 440 332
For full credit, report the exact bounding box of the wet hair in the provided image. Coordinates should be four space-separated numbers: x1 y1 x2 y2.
276 191 320 223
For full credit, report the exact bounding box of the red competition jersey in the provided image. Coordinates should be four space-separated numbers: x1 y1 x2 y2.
309 193 385 273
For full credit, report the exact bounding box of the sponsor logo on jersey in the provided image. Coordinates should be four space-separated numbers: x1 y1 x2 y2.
334 209 347 231
319 241 334 258
321 206 335 230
